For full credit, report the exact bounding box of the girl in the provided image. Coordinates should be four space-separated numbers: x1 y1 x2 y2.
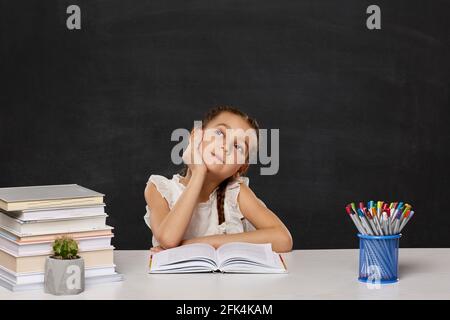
144 105 293 253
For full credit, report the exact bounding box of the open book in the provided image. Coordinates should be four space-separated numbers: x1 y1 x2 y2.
148 242 287 274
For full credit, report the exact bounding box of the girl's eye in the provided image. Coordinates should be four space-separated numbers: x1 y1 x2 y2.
215 129 223 136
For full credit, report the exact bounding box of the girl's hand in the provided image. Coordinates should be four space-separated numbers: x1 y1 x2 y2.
182 128 207 177
150 246 165 255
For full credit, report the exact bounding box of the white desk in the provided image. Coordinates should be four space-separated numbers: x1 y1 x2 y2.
1 249 449 299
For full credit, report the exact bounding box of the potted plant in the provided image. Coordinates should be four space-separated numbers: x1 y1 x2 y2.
44 236 85 295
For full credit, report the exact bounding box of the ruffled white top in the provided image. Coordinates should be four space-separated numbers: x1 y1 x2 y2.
144 173 257 247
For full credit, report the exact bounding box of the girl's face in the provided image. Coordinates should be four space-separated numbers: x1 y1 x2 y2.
200 112 257 180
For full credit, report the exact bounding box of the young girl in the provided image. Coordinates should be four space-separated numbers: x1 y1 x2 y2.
144 105 293 253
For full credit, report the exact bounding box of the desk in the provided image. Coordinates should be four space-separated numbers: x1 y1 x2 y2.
0 249 449 299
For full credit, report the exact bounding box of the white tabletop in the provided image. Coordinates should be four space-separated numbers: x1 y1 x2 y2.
1 249 449 299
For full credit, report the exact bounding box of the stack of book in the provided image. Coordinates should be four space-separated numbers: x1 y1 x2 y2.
0 184 123 291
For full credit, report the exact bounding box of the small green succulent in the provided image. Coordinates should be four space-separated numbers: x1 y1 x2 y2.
52 236 79 260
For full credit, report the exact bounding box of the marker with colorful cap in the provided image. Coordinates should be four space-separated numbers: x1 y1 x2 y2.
391 202 404 223
372 207 384 235
350 203 369 234
382 211 389 235
358 208 374 235
350 202 358 215
345 205 365 234
399 211 414 232
364 207 379 235
377 201 383 218
398 209 410 231
393 207 408 234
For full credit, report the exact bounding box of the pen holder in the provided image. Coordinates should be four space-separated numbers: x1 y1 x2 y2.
357 233 401 284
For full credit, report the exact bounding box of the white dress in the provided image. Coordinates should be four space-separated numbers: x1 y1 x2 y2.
144 173 257 247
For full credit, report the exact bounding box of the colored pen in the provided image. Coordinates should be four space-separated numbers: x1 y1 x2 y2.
399 211 414 232
346 205 365 234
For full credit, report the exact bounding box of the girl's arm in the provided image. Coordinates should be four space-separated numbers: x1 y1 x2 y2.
145 128 207 249
181 183 293 253
145 171 205 249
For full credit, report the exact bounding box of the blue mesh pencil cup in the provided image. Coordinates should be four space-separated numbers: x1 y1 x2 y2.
358 233 401 284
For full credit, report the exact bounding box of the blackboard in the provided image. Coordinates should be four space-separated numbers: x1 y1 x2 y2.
2 0 449 249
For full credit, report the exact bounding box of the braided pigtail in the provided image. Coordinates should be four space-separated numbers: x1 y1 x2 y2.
216 178 231 225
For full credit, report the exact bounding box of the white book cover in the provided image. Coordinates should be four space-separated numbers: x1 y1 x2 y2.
0 184 104 203
0 233 113 256
1 204 106 221
0 184 104 211
0 213 108 236
0 225 114 243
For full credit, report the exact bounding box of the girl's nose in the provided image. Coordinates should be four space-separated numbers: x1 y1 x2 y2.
221 143 231 155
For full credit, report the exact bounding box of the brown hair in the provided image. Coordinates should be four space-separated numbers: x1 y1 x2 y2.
180 105 259 225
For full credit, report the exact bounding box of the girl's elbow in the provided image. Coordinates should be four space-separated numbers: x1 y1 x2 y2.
153 233 180 249
156 234 181 250
276 229 293 253
151 224 181 249
285 234 294 252
158 239 179 250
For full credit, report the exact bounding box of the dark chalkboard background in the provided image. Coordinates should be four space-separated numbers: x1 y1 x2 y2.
2 0 449 249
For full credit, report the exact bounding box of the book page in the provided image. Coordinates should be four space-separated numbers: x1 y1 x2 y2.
150 243 217 269
216 242 275 266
